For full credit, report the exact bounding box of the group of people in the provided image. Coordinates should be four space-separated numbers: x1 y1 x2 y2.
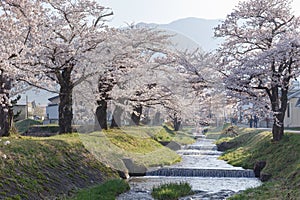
249 115 259 128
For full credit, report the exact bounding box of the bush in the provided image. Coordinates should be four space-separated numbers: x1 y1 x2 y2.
221 125 239 137
72 179 130 200
15 119 43 133
151 182 193 200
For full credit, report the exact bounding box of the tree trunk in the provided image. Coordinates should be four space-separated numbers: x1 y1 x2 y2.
0 73 12 137
173 116 181 131
95 99 108 130
97 73 115 130
58 68 73 134
270 86 288 142
130 105 142 126
110 105 123 128
272 118 284 141
0 106 10 137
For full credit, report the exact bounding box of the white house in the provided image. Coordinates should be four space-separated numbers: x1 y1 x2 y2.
44 96 59 124
284 89 300 128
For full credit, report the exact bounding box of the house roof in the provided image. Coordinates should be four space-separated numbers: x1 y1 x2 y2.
48 95 59 102
296 98 300 107
288 90 300 99
14 104 27 107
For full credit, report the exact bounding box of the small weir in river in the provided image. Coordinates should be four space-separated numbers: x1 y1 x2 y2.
118 137 261 200
146 168 255 177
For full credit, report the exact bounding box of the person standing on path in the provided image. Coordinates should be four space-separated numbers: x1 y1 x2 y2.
253 115 259 128
249 116 253 128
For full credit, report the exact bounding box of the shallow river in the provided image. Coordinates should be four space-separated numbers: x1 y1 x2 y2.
117 138 261 200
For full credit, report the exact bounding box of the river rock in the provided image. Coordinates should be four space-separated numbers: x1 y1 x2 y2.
122 158 147 176
260 173 272 182
216 141 236 151
117 170 130 179
159 141 181 151
253 160 266 177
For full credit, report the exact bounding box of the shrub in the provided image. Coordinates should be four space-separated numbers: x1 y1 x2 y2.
72 179 130 200
151 182 193 200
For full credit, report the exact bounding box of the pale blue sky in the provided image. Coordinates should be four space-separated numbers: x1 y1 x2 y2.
99 0 300 27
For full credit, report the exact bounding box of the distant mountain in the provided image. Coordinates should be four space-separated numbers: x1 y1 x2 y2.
138 17 222 52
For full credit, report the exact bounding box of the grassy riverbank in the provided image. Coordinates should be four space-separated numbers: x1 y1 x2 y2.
1 124 191 199
210 128 300 199
79 125 190 171
0 133 118 199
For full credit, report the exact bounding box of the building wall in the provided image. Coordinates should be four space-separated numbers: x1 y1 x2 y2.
285 98 300 127
46 104 59 121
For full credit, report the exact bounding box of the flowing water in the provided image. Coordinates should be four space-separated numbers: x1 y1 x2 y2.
117 137 261 200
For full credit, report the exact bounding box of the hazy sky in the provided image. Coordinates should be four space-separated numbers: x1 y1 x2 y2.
99 0 300 27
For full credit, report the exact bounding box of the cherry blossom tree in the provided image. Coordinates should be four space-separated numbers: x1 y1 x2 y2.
166 48 225 129
25 0 113 134
215 0 300 141
0 0 41 136
73 26 218 132
120 48 219 130
92 27 175 129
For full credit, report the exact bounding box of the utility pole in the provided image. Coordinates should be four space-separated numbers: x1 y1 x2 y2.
26 95 28 119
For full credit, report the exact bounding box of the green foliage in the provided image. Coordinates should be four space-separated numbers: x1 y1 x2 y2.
216 129 300 199
31 125 60 133
151 182 194 200
15 119 43 133
71 179 130 200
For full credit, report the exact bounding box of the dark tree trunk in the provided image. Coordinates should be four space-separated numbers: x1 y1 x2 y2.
96 74 115 130
272 118 284 141
0 106 10 137
130 105 142 126
173 116 181 131
58 68 73 134
95 99 108 130
110 105 123 128
269 85 288 142
0 72 12 137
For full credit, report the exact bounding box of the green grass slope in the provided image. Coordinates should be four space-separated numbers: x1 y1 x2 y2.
151 125 195 145
0 125 187 199
80 127 182 171
0 134 118 199
214 129 300 199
